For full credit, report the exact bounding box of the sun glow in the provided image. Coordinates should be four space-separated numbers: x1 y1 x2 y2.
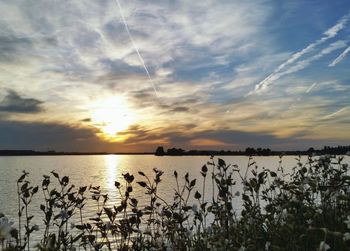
90 96 136 141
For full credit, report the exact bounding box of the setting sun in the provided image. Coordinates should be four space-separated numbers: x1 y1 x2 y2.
90 96 136 141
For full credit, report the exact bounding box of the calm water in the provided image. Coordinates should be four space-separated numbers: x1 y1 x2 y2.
0 155 348 244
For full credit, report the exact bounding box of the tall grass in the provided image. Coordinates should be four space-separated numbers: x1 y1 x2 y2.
1 155 350 250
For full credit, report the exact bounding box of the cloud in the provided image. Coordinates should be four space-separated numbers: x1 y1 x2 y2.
251 12 350 94
0 35 32 62
171 106 190 112
329 46 350 66
99 58 145 77
113 0 158 96
81 118 91 122
0 1 349 151
320 106 349 121
0 90 43 113
305 82 317 93
0 119 99 151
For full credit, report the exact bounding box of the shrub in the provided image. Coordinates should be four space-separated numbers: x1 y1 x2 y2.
1 155 350 250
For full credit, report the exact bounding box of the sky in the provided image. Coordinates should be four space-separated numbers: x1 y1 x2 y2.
0 0 350 152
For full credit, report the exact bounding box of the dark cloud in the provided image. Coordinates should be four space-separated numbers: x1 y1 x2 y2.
0 34 32 62
0 121 157 152
0 120 99 151
99 59 145 75
80 118 91 122
0 91 43 113
131 89 153 99
171 106 190 112
0 119 347 152
103 18 150 43
123 128 346 151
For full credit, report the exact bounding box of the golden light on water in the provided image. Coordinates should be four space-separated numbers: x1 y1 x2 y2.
90 96 136 141
104 154 120 192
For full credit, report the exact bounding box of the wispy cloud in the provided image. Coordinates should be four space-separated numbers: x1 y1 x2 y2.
329 46 350 66
305 82 318 93
0 1 350 150
113 0 158 96
0 90 43 113
250 12 350 95
320 106 349 120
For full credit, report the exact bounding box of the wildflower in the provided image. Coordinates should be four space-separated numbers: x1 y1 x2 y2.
156 238 163 247
291 197 298 203
307 219 312 225
105 222 112 231
0 216 14 240
206 226 213 234
33 224 39 231
186 229 192 238
192 204 198 212
316 208 323 214
59 210 68 220
281 209 288 217
343 232 350 241
345 216 350 229
71 223 75 229
165 243 174 251
235 191 240 197
144 228 152 235
319 241 330 251
265 241 271 251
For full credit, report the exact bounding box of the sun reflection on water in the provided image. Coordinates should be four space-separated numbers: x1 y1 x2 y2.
104 154 120 201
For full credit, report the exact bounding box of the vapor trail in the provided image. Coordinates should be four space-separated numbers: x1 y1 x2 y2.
114 0 158 96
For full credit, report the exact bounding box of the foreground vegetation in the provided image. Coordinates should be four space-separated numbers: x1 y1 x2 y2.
1 155 350 250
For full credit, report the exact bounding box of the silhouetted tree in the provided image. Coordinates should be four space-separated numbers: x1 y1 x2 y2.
245 147 257 155
155 146 165 156
167 148 185 156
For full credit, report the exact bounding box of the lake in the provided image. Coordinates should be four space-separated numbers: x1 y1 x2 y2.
1 155 349 245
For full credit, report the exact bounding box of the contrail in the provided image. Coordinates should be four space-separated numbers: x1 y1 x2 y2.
114 0 158 96
248 12 350 96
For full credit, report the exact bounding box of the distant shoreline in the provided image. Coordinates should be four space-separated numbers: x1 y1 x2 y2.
0 150 153 156
1 148 349 156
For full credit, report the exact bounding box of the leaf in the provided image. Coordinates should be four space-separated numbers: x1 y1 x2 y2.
242 194 251 202
185 173 189 183
218 158 226 167
17 173 26 183
51 171 59 179
194 191 201 199
87 234 96 243
61 176 69 184
190 179 196 187
79 186 87 194
130 198 138 206
32 186 39 194
104 207 114 221
137 181 147 188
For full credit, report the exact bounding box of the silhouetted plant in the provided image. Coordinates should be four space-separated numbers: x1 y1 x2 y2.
1 155 350 250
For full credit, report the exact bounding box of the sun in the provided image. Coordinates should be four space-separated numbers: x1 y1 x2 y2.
90 96 136 141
